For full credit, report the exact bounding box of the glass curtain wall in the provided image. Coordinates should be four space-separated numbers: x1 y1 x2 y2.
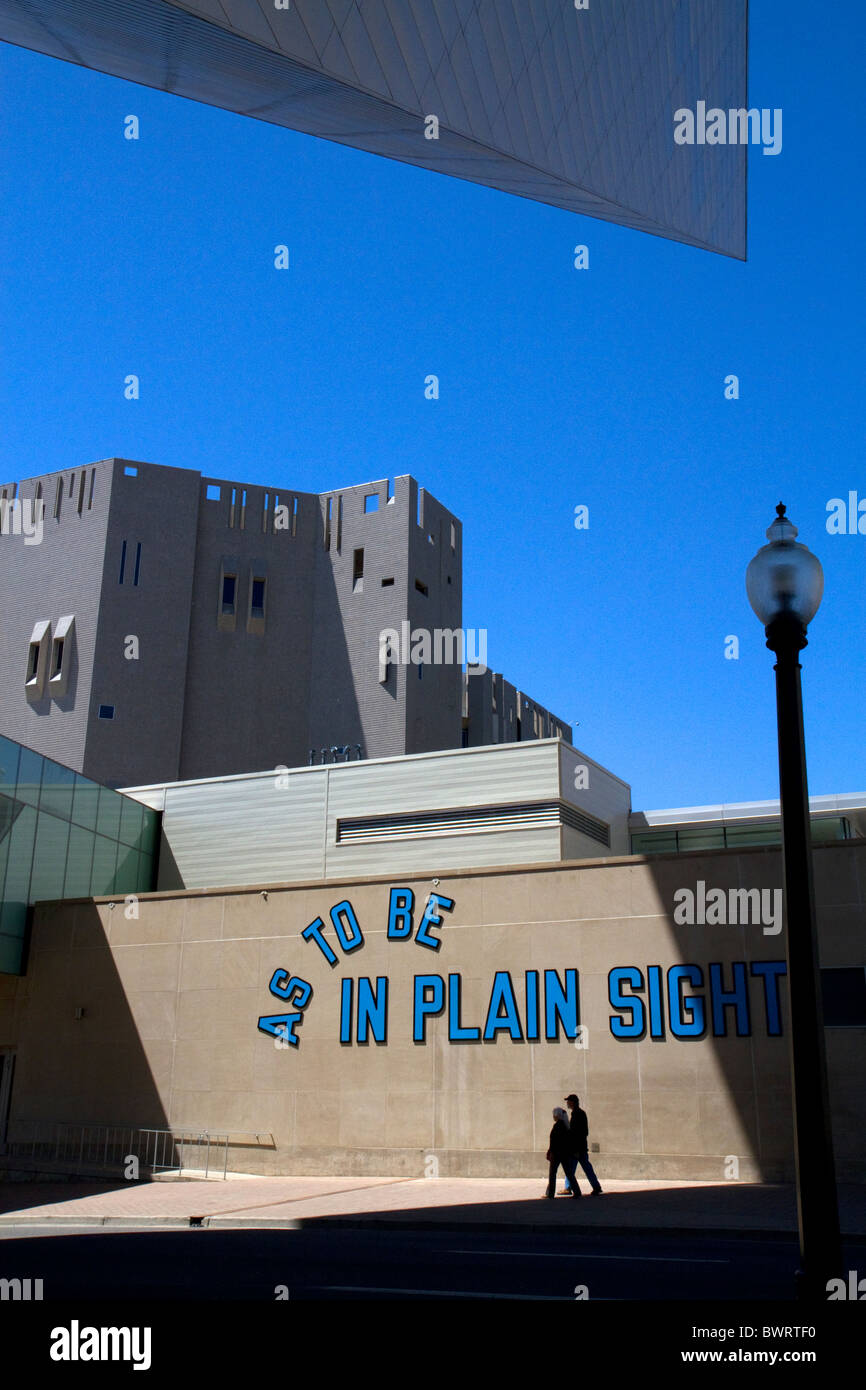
0 735 158 974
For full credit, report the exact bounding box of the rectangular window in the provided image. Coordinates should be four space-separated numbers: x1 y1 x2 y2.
382 577 394 587
415 579 428 596
353 548 364 593
251 577 266 618
365 494 379 513
48 615 75 697
25 620 51 699
206 483 220 501
133 542 142 586
222 574 236 615
124 465 138 477
118 540 127 584
97 704 115 720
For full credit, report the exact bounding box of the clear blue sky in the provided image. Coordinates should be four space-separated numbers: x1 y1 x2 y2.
1 1 864 810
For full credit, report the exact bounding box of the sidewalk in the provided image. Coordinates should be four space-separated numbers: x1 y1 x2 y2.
1 1175 865 1236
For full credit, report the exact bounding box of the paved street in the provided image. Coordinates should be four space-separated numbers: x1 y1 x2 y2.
3 1223 866 1302
1 1174 865 1235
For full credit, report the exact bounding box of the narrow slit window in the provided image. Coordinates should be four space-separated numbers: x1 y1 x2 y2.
262 492 270 533
240 489 247 530
48 616 74 696
88 471 95 509
222 574 236 615
324 497 332 549
352 548 364 593
292 497 298 537
25 620 51 699
230 487 237 528
336 496 343 552
133 542 142 586
118 540 127 584
54 481 62 518
250 577 266 619
77 473 86 514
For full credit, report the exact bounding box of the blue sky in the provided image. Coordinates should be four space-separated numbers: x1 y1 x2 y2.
1 1 864 810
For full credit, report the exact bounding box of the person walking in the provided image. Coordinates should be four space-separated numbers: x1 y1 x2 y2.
565 1093 603 1196
545 1107 580 1199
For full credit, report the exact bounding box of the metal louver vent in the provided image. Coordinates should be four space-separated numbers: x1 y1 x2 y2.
337 800 610 847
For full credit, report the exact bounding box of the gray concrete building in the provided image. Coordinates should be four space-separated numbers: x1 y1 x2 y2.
0 458 570 787
0 0 748 258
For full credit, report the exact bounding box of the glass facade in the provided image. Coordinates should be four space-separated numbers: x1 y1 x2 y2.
0 736 158 975
631 817 851 857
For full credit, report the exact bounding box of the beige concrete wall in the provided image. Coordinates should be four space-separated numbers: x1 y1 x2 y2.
1 841 864 1181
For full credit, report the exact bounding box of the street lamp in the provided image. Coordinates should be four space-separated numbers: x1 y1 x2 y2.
746 502 842 1300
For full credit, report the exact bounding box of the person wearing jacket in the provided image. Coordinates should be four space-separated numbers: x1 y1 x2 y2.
564 1092 603 1196
545 1107 581 1199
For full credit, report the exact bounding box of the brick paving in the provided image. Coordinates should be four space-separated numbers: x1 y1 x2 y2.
0 1175 864 1233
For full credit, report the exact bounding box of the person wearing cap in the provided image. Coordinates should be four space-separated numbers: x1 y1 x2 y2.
545 1107 580 1199
564 1093 603 1196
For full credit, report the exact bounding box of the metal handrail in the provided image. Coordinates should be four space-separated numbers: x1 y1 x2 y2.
3 1123 274 1180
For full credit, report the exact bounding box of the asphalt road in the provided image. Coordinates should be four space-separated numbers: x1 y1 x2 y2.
2 1223 865 1302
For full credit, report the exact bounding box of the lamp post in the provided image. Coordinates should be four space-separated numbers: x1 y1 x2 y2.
746 502 842 1300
